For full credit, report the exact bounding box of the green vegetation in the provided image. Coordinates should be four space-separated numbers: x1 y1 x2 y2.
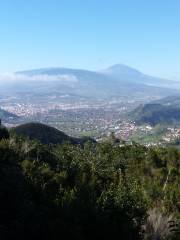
154 95 180 107
129 103 180 126
0 108 18 121
11 122 95 145
0 126 9 140
0 124 180 239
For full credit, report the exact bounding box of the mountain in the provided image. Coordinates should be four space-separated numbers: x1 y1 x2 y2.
128 103 180 126
103 64 180 88
11 122 95 145
153 95 180 107
1 64 179 100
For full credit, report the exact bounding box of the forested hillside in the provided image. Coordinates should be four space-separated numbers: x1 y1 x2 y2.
129 103 180 126
11 122 95 145
0 108 18 121
0 125 180 239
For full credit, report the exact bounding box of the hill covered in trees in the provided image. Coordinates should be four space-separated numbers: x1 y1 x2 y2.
128 103 180 126
154 95 180 107
11 122 95 145
0 123 180 239
0 107 18 121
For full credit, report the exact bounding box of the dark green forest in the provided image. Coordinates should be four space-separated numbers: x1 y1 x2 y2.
0 125 180 239
128 103 180 126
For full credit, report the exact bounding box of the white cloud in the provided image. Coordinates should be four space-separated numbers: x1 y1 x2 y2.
0 73 78 83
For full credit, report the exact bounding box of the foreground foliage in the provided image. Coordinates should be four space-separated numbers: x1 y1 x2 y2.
0 129 180 239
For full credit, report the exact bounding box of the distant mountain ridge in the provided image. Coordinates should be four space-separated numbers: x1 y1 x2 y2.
103 64 180 88
11 64 179 100
18 64 178 87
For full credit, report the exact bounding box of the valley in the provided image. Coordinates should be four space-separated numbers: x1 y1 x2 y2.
1 65 180 146
2 94 180 147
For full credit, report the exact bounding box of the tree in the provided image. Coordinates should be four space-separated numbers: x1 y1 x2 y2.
0 127 9 140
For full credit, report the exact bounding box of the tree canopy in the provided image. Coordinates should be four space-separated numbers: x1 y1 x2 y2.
0 127 179 239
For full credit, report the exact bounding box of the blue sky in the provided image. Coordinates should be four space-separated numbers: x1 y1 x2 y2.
0 0 180 79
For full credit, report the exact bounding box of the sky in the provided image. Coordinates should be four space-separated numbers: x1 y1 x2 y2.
0 0 180 80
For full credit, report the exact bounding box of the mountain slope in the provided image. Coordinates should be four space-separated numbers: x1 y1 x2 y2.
1 64 177 100
0 108 18 121
103 64 180 89
11 122 95 145
153 95 180 107
129 103 180 126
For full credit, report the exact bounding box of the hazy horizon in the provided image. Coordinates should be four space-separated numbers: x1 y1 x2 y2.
0 0 180 80
0 63 179 83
